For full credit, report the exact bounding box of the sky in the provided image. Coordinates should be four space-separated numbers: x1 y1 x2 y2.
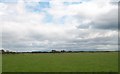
0 0 119 52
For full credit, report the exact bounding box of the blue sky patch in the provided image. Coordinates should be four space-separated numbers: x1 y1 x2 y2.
43 12 53 23
64 2 82 5
0 0 17 3
25 2 50 13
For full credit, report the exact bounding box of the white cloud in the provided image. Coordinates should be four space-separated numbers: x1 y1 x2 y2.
0 0 118 51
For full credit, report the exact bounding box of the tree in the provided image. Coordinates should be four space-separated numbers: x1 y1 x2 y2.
51 50 57 53
1 49 5 54
61 50 66 53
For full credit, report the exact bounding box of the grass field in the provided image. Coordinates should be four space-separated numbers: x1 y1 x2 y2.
2 52 118 72
0 54 2 73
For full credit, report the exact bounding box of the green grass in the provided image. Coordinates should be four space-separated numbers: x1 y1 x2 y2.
2 52 118 72
0 54 2 73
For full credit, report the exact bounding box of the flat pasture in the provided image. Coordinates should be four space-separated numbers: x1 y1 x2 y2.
2 52 118 72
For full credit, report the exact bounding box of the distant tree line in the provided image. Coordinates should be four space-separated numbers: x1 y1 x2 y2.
0 49 118 54
0 49 16 54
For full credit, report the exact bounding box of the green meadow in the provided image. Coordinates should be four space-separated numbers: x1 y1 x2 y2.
0 54 2 73
2 52 118 72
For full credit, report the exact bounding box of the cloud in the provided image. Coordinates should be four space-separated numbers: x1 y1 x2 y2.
72 0 118 30
0 0 118 52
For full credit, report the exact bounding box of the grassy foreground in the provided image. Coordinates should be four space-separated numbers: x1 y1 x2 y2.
0 54 2 73
2 52 118 72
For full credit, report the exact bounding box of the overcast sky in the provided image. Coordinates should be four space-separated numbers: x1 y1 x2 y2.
0 0 119 52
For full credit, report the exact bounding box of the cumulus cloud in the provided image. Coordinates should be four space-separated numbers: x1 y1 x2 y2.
0 0 118 52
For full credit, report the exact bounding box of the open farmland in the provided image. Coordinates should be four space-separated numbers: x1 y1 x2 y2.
2 52 118 72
